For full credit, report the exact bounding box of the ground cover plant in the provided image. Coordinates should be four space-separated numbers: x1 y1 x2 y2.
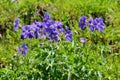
0 0 120 80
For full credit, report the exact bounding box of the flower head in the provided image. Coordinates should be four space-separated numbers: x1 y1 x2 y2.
88 17 95 32
43 12 51 21
21 25 31 39
80 38 87 43
34 21 42 28
65 27 72 41
88 17 105 32
21 25 37 39
18 44 28 56
48 30 59 42
79 16 87 30
94 18 105 32
14 18 19 31
56 21 64 32
34 21 46 39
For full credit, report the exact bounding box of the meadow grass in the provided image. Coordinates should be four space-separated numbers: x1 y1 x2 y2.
0 0 120 79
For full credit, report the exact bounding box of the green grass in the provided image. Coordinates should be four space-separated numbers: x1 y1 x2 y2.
0 0 120 79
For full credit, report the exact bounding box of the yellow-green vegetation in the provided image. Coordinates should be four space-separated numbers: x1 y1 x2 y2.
0 0 120 79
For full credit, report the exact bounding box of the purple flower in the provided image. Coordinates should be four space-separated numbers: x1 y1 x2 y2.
18 44 28 56
14 18 19 31
80 38 87 43
34 21 42 28
34 22 46 39
21 32 27 39
43 12 51 21
21 25 30 39
45 23 59 41
55 21 64 32
22 25 31 32
34 20 60 41
34 20 59 41
88 17 105 32
44 20 55 27
65 27 72 41
88 17 95 32
79 16 87 30
48 30 59 42
21 25 36 39
94 18 105 32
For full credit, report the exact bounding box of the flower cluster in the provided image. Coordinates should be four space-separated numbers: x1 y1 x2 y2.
14 13 72 56
14 13 72 42
14 13 106 56
79 16 105 32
